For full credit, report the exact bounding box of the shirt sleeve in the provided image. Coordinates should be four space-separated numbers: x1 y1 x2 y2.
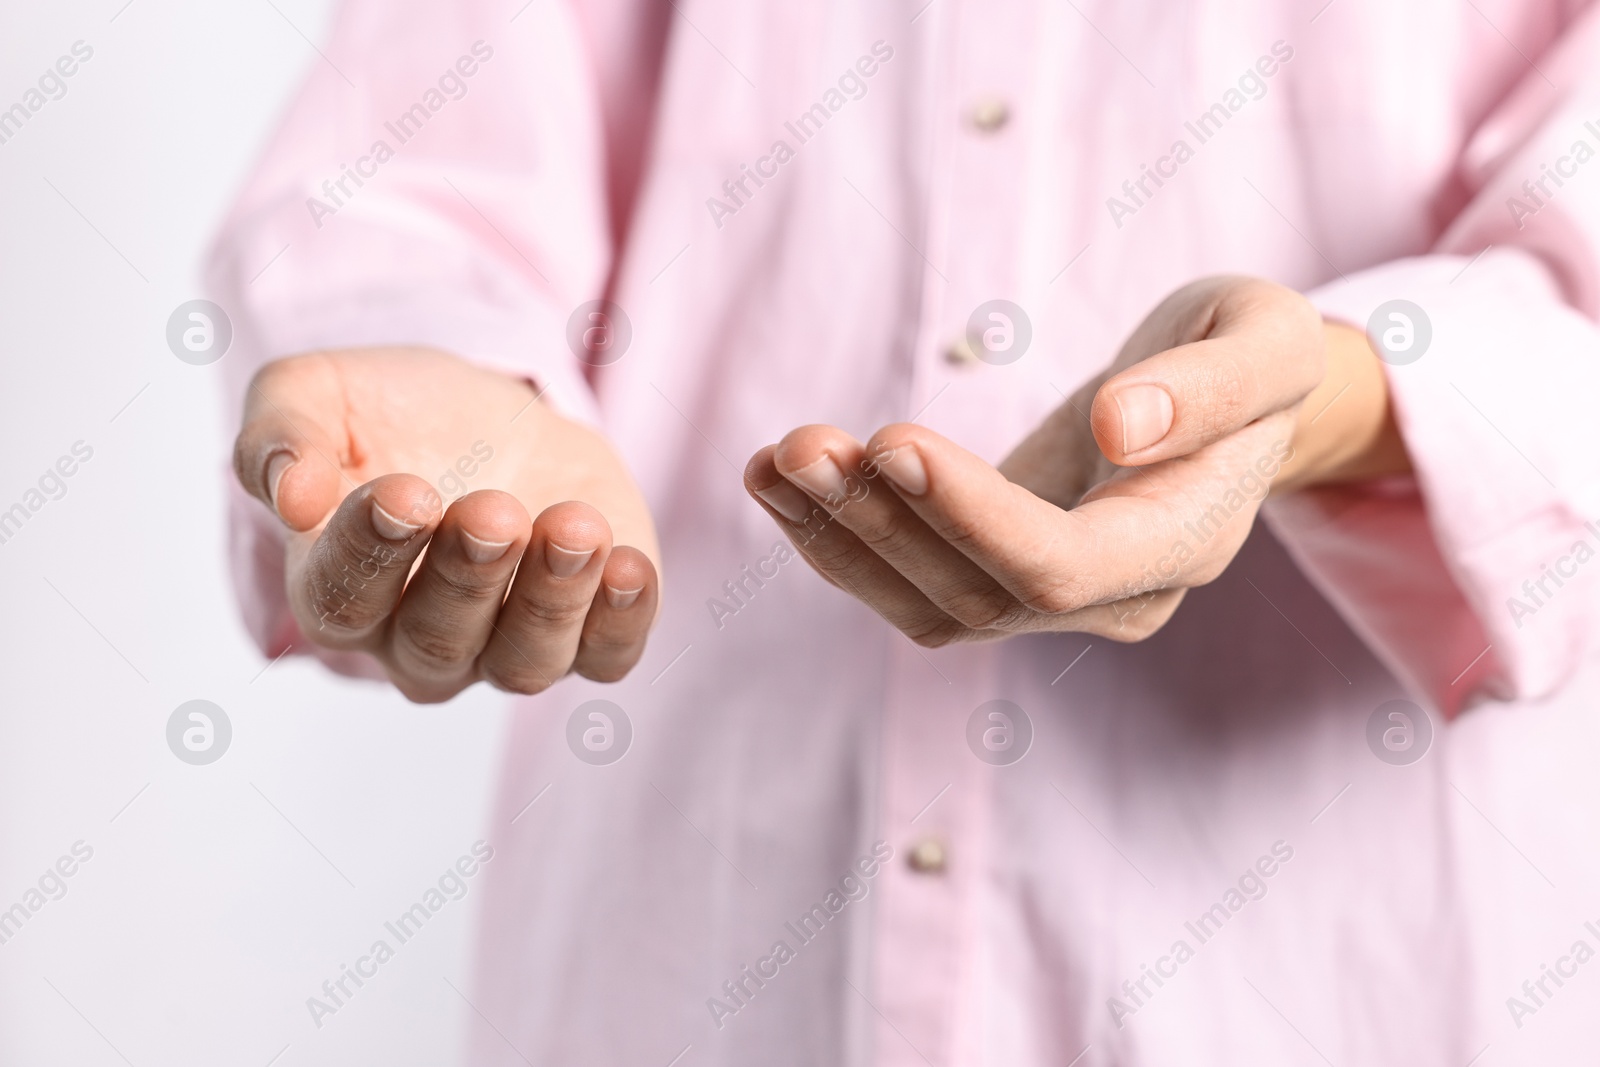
206 0 615 667
1263 5 1600 719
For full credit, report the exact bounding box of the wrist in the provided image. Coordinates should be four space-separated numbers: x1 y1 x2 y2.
1273 318 1411 492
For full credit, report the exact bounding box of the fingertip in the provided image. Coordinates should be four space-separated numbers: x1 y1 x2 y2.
864 421 926 457
265 451 295 510
366 474 443 540
439 490 531 566
535 500 611 547
533 500 612 579
236 397 346 530
744 446 815 523
573 544 660 682
865 423 936 496
449 489 533 544
601 546 656 610
273 454 343 531
772 424 856 475
744 445 779 489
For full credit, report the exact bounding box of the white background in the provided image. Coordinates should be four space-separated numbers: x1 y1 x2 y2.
0 2 507 1063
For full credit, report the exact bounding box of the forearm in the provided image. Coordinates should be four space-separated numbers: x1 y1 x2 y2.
1273 319 1411 492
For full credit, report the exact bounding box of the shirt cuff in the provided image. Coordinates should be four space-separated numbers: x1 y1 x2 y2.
228 287 603 430
1264 250 1600 718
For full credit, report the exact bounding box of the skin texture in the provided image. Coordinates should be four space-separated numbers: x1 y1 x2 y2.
742 275 1412 646
233 347 660 703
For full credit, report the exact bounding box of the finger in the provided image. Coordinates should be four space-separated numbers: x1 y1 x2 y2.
288 474 444 648
479 501 611 695
867 422 1278 614
234 358 349 531
744 446 841 592
382 490 532 701
771 426 1027 632
571 546 660 682
744 445 968 647
1091 279 1324 465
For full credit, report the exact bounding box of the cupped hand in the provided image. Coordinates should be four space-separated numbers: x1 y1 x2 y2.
233 347 660 702
744 276 1406 645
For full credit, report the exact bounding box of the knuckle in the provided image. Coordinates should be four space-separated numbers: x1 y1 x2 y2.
304 573 381 635
393 612 476 672
934 512 989 555
852 519 922 559
430 564 507 605
788 520 850 567
942 589 1029 632
304 541 405 632
1020 576 1087 617
502 589 589 631
903 615 965 649
792 534 882 592
579 624 641 661
807 543 865 581
331 524 409 581
1201 358 1250 429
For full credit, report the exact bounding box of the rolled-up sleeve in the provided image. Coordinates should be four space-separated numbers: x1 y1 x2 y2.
206 0 614 660
1265 6 1600 718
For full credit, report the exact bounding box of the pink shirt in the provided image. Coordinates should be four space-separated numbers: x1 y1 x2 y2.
210 1 1600 1062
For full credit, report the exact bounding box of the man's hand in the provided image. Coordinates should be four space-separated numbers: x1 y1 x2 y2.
234 347 660 702
743 276 1409 645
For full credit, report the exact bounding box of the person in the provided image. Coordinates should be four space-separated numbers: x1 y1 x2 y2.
209 1 1600 1062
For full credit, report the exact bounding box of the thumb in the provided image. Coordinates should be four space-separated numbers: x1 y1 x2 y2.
233 365 346 532
1089 278 1323 466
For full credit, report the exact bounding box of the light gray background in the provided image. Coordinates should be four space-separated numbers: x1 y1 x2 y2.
0 2 506 1063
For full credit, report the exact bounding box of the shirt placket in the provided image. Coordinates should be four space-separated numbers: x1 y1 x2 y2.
872 1 1037 1063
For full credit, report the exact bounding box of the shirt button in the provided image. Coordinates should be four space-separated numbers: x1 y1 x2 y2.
907 838 947 874
943 337 978 365
968 97 1010 133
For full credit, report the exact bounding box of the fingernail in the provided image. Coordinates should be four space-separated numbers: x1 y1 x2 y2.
1114 384 1175 455
460 531 513 564
877 445 928 496
265 450 296 513
787 455 849 503
605 584 643 609
546 541 595 578
371 500 424 541
755 481 813 522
